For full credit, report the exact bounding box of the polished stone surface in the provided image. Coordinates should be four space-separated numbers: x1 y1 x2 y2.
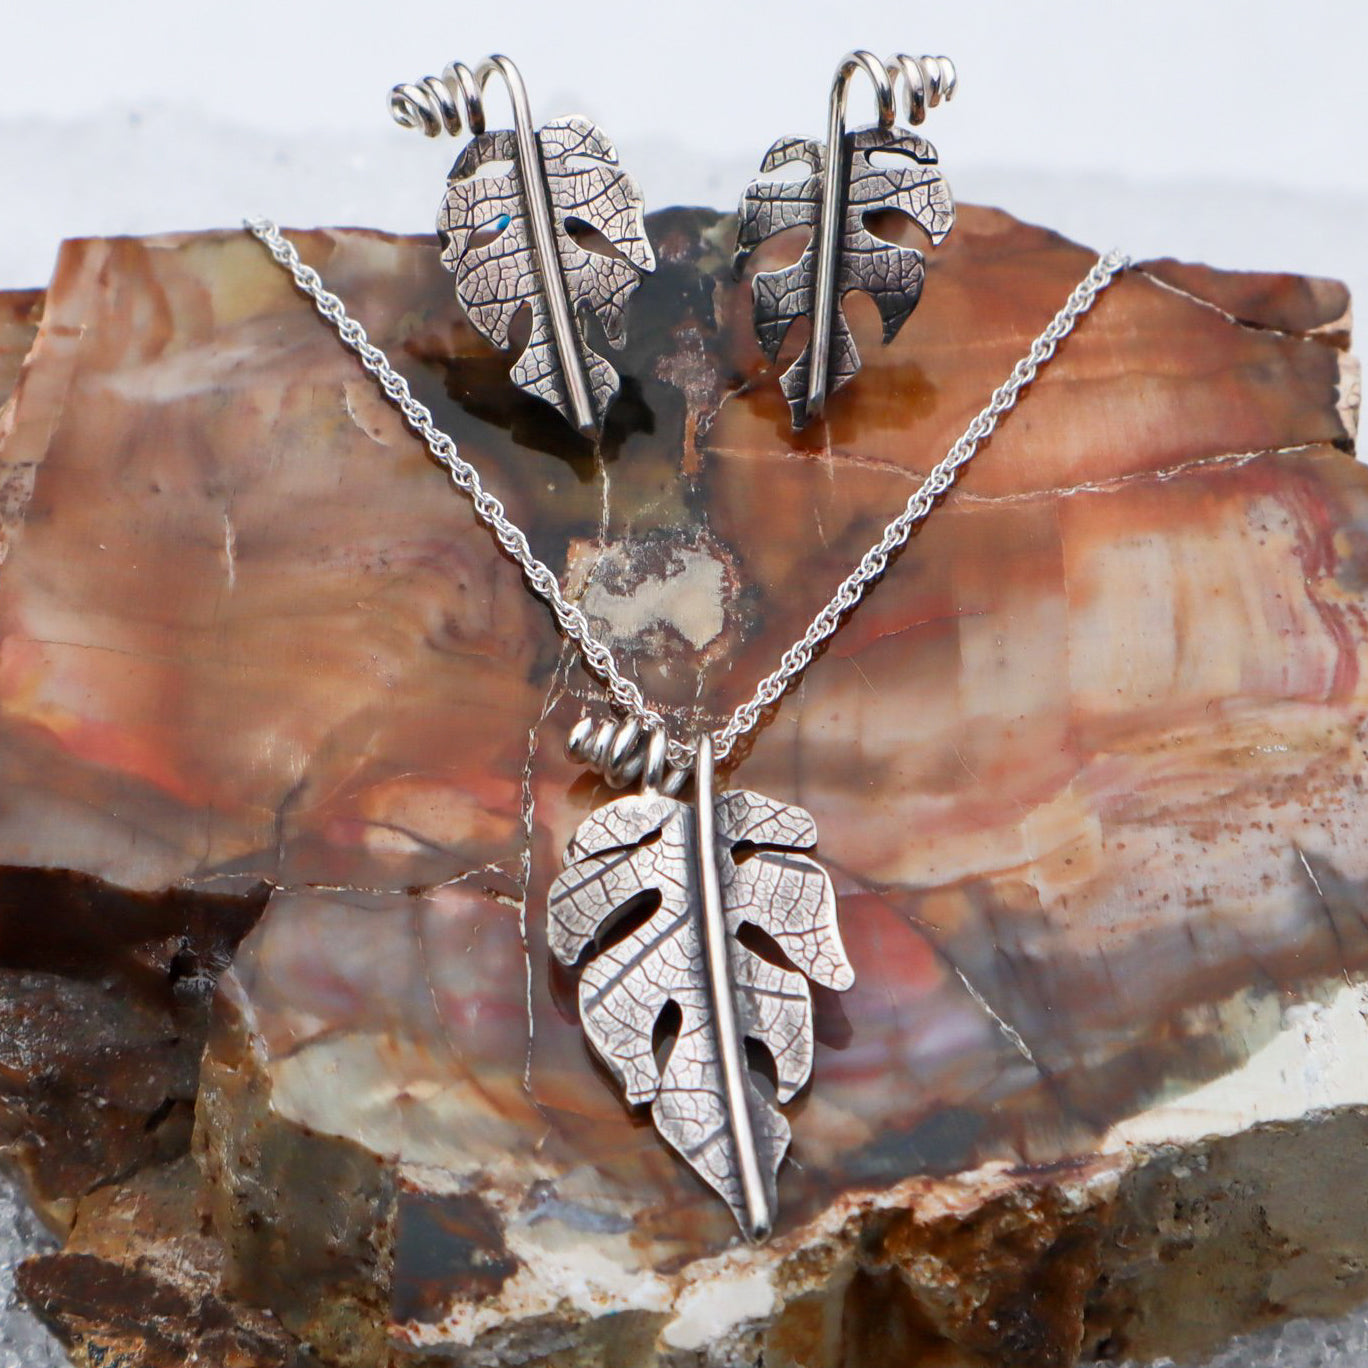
0 206 1361 1366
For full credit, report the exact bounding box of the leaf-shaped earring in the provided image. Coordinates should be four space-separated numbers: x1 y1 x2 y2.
390 57 656 437
735 52 958 430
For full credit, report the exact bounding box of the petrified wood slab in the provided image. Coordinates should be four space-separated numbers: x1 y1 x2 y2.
0 207 1360 1368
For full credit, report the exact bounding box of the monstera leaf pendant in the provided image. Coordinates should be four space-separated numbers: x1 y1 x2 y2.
548 733 854 1238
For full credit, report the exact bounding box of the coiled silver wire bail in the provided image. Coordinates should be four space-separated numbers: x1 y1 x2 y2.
388 60 489 138
566 715 688 795
886 54 957 127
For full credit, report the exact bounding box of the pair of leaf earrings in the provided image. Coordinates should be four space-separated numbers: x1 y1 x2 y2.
390 50 957 435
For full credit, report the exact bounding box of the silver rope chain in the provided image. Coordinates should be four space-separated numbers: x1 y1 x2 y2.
246 217 1127 770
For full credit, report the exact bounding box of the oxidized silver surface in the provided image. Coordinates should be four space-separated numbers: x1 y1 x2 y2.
439 115 655 435
548 735 854 1237
736 51 957 429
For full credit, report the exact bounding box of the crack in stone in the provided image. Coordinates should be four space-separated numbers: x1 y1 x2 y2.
598 442 612 563
1293 843 1353 987
949 963 1043 1072
711 441 1337 508
431 859 523 892
1134 264 1350 347
518 651 568 1103
188 861 525 906
817 849 1055 1085
949 447 1292 505
500 437 625 1105
221 508 238 591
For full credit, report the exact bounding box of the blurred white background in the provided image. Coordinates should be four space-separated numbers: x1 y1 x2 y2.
0 0 1365 309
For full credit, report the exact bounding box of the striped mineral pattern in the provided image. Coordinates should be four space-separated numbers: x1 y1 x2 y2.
0 208 1361 1367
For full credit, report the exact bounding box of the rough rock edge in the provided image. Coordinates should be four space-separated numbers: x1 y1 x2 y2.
164 968 1368 1368
21 1092 1368 1367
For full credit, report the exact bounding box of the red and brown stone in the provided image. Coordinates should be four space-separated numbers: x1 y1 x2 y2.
0 205 1360 1366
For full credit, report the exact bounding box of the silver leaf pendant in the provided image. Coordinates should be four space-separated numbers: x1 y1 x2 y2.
548 734 854 1238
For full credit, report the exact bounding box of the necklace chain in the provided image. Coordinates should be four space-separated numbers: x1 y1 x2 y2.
246 218 1127 769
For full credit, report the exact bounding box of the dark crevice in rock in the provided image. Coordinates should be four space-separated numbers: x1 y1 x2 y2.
391 1188 520 1324
0 865 271 1210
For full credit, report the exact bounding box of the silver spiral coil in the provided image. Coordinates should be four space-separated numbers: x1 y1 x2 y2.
887 54 957 126
389 61 488 138
566 715 689 795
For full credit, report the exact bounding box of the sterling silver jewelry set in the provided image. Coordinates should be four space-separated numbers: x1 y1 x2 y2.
247 51 1128 1239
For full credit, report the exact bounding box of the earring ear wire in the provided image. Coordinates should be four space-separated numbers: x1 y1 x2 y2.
389 56 656 439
